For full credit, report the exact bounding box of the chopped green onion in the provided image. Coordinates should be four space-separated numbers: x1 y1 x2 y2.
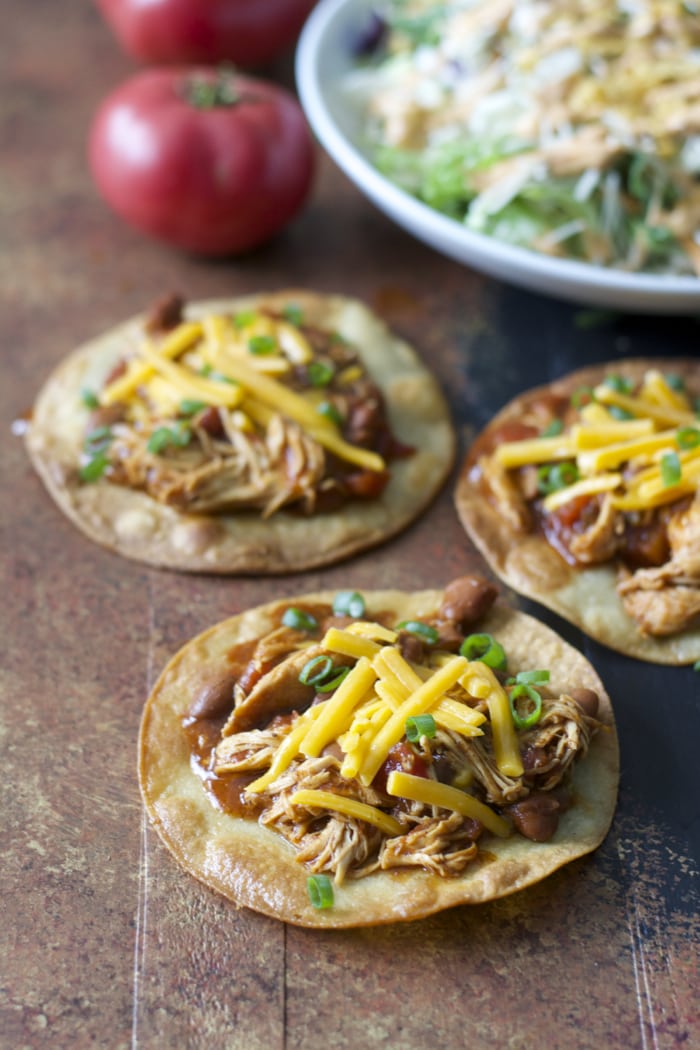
608 405 634 421
299 655 334 686
514 669 550 686
283 303 304 326
233 310 257 329
604 374 634 395
316 667 350 693
147 422 192 454
333 590 366 618
571 386 594 409
694 660 700 672
459 633 507 670
541 419 563 438
537 461 579 495
79 452 109 482
665 373 685 392
405 713 437 742
179 398 207 416
317 401 343 426
248 334 277 355
509 684 543 730
396 621 439 645
84 425 113 453
80 388 99 409
282 607 319 632
660 451 682 488
677 426 700 450
307 361 335 387
307 874 334 910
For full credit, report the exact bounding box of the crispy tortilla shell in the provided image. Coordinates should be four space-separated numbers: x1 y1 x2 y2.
138 587 618 928
455 359 700 665
25 291 454 573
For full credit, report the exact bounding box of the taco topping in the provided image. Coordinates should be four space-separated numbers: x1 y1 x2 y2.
182 576 602 895
78 298 413 518
471 370 700 637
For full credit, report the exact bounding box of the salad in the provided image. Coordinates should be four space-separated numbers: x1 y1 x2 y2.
347 0 700 275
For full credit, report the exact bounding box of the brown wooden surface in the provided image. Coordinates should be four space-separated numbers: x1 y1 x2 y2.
2 3 699 1048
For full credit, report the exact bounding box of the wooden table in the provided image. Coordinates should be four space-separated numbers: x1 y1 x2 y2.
3 4 698 1047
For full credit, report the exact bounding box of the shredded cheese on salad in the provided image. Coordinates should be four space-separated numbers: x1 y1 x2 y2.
348 0 700 275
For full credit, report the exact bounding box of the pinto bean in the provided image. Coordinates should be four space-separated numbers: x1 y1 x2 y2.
398 631 427 664
508 792 561 842
188 674 236 721
145 292 184 334
439 575 498 628
197 406 225 437
568 687 600 718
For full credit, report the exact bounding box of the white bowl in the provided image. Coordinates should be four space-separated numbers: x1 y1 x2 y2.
296 0 700 314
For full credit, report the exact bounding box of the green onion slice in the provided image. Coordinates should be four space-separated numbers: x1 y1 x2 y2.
80 388 99 409
316 667 350 693
147 422 192 454
283 303 303 326
537 461 579 495
396 621 439 645
694 660 700 672
307 360 334 388
677 426 700 450
333 590 366 618
604 374 633 394
299 655 333 686
233 310 257 329
282 607 319 632
84 425 113 453
405 713 437 742
665 373 685 392
179 398 207 416
79 453 110 483
608 405 634 421
509 684 543 730
460 633 507 670
514 669 550 686
248 334 277 355
660 451 682 488
571 386 594 409
541 419 563 437
317 401 343 426
307 874 334 909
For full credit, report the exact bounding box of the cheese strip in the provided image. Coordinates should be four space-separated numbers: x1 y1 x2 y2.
593 385 696 427
101 322 203 405
136 340 244 408
300 658 377 758
494 434 575 468
290 788 403 838
373 646 422 694
434 696 486 733
358 656 469 786
577 429 678 473
386 772 510 838
245 704 328 794
322 627 382 661
346 622 398 643
373 653 485 735
641 369 691 412
570 419 654 449
461 662 523 777
542 472 622 512
276 320 314 364
340 702 393 780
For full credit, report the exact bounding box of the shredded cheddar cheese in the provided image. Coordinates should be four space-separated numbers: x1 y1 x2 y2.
290 788 403 838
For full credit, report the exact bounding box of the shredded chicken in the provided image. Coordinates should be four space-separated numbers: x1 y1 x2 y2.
569 494 621 565
379 812 479 876
478 455 532 532
617 496 700 635
109 414 326 516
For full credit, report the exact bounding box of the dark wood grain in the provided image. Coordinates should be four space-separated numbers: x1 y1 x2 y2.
2 3 698 1048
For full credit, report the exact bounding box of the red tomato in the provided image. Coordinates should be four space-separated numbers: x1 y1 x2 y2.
88 67 316 256
94 0 317 67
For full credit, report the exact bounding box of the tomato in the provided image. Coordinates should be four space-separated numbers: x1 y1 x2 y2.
88 67 316 256
94 0 317 67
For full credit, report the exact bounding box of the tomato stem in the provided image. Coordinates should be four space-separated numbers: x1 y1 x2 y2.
184 67 239 109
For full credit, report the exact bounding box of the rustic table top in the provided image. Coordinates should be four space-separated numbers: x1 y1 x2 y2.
2 3 698 1048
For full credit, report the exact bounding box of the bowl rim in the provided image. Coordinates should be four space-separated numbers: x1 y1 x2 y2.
296 0 700 312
